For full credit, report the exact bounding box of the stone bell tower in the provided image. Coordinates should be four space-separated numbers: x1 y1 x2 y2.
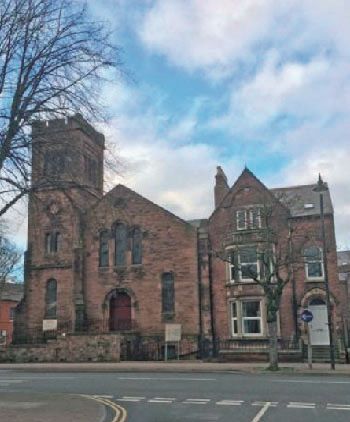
21 114 105 337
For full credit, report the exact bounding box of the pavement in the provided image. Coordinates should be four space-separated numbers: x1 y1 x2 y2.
0 360 350 375
0 392 107 422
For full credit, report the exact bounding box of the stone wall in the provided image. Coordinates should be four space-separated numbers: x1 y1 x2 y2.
0 334 120 363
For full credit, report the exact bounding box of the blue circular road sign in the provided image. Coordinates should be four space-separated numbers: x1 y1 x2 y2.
301 309 313 323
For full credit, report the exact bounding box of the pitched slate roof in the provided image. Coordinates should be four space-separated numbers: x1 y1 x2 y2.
99 184 196 229
271 184 333 217
338 250 350 266
1 283 23 302
338 251 350 282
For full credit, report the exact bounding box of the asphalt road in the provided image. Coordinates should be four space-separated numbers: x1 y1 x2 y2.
1 370 350 421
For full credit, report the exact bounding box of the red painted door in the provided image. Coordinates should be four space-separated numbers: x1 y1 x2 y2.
109 293 131 331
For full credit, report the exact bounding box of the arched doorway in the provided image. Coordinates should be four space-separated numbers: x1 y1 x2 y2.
109 291 131 331
308 298 330 345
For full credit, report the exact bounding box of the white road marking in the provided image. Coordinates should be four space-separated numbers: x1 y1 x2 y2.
121 397 145 400
287 401 315 409
183 398 210 405
252 401 278 407
118 399 142 402
185 399 210 402
251 402 272 422
327 403 350 410
153 397 176 400
0 380 25 383
289 402 315 406
117 377 215 381
148 399 174 403
0 376 75 380
216 400 243 406
274 379 350 384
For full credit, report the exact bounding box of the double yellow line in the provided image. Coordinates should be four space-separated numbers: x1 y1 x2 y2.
80 395 127 422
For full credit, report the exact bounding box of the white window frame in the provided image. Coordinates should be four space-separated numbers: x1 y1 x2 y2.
236 210 247 230
230 299 264 337
226 248 235 283
231 302 238 335
305 247 324 280
249 208 262 229
242 300 263 336
238 246 260 282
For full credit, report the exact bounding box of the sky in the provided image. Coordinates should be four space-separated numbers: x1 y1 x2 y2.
6 0 350 255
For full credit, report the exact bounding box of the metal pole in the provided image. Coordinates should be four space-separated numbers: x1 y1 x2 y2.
319 192 335 370
307 322 312 370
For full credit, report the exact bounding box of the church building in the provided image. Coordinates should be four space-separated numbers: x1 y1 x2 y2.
16 115 348 360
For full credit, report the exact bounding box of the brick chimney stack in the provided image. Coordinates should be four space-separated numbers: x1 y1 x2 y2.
214 166 229 208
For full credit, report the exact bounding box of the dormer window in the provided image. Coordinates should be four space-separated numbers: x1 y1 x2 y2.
236 208 261 230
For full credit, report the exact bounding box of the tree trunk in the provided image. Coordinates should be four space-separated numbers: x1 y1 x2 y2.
267 319 279 371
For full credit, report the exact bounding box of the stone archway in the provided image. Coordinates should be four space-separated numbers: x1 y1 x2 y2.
108 291 132 331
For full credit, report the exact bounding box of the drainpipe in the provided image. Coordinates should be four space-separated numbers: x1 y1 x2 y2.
196 229 203 358
288 221 299 340
208 240 217 357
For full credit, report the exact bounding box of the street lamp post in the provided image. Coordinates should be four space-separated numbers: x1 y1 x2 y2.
313 174 335 370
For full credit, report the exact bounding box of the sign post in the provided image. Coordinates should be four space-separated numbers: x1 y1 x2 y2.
301 310 313 369
165 324 182 361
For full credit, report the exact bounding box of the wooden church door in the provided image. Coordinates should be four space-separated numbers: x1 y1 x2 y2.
109 292 131 331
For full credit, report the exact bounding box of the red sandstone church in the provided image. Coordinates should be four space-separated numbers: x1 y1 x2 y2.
15 115 348 361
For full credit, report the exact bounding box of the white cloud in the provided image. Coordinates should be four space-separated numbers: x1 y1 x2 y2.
273 146 350 250
137 0 350 78
102 86 241 218
138 0 277 77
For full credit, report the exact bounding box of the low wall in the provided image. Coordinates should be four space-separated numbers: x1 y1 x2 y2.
0 334 120 363
218 350 303 363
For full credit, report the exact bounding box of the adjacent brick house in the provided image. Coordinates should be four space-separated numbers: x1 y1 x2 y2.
0 283 23 345
15 115 347 360
338 250 350 347
203 167 347 353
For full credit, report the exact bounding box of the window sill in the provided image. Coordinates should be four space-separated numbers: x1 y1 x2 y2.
98 266 109 272
226 281 258 286
306 277 324 282
230 335 266 340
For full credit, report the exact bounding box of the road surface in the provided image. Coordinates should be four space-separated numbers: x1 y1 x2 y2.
1 370 350 421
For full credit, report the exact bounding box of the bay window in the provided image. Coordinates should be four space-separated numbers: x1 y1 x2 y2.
228 246 260 283
230 300 263 336
239 246 259 280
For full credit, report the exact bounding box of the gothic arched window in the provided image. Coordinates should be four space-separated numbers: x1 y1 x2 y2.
131 227 142 265
45 231 60 253
45 279 57 319
162 272 175 317
99 230 109 267
115 223 127 266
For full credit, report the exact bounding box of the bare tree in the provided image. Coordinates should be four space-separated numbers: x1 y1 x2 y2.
0 0 123 216
213 198 308 371
0 221 21 302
